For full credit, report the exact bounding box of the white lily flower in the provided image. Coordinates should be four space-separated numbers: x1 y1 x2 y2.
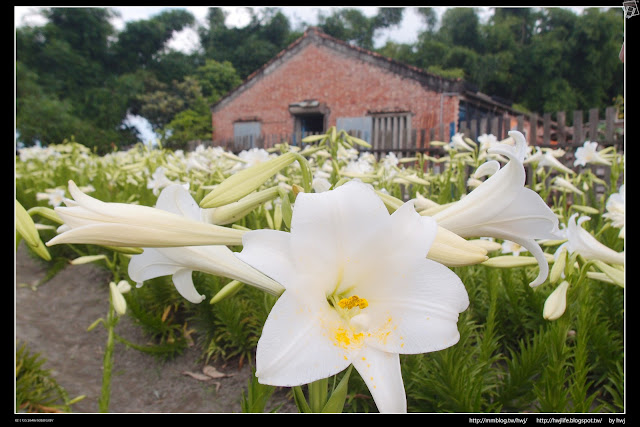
414 193 440 212
125 185 284 303
603 185 625 239
147 167 189 196
478 133 499 152
559 213 624 266
236 180 468 413
573 141 612 167
343 157 375 175
552 176 584 195
312 177 332 193
47 181 244 248
36 188 67 207
524 148 575 175
445 132 474 152
433 131 561 287
232 148 274 169
501 240 526 256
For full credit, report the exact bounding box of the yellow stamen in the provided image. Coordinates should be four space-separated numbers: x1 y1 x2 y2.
338 295 369 310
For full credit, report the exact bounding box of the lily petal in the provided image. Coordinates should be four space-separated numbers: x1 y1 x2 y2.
128 245 285 301
565 214 624 265
352 348 406 413
255 290 350 387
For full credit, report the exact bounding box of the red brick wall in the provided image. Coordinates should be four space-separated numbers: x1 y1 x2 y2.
211 43 458 143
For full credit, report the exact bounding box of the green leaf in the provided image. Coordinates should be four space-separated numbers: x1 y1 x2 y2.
321 366 353 413
293 386 312 413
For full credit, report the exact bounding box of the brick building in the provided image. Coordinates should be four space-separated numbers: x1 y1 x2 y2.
210 27 524 151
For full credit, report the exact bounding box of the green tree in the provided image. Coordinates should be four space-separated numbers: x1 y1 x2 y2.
16 61 85 147
15 7 195 151
112 8 195 74
565 8 624 110
416 7 438 34
437 8 482 52
136 77 194 133
191 59 242 105
162 60 242 149
148 50 204 86
199 7 293 79
318 7 404 50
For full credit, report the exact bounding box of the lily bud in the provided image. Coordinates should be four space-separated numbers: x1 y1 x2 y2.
414 193 439 212
200 152 298 208
47 181 245 248
467 239 503 252
549 246 567 284
110 281 128 315
205 186 280 225
592 260 624 288
210 280 245 304
543 280 570 321
16 200 51 261
70 254 108 265
27 206 63 225
375 190 404 213
483 253 554 268
427 226 488 267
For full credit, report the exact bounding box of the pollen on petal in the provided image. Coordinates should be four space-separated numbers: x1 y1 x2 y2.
333 327 365 350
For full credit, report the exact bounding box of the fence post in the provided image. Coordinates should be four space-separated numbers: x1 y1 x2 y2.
438 123 445 141
459 121 468 137
479 117 488 136
529 113 538 145
588 108 599 142
469 119 478 140
557 111 566 146
605 106 616 145
573 110 583 146
543 113 551 145
490 117 499 138
517 115 525 136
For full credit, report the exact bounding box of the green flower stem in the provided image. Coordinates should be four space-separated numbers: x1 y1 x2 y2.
98 294 119 413
293 153 313 193
96 258 121 413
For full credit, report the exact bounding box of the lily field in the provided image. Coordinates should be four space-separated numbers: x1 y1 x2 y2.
15 128 624 413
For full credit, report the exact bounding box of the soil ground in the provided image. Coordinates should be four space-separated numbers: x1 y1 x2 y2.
14 243 296 414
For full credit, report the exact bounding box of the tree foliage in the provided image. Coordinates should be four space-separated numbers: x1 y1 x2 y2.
15 6 623 152
318 7 404 51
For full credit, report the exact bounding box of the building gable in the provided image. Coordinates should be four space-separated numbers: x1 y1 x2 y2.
211 27 463 113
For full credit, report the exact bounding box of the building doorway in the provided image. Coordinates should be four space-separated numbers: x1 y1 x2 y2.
289 100 328 145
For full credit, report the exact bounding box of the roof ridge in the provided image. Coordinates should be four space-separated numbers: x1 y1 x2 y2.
212 26 463 111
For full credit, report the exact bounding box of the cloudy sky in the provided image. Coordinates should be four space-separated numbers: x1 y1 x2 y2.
14 6 592 144
15 6 444 143
14 6 474 51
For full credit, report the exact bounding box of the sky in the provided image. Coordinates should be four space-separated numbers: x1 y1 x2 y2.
14 6 594 145
14 6 477 51
14 6 444 144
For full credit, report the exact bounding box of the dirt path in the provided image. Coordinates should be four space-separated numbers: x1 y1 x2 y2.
14 243 295 414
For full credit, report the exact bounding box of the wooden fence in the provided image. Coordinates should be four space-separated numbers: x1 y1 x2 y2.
209 106 623 160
